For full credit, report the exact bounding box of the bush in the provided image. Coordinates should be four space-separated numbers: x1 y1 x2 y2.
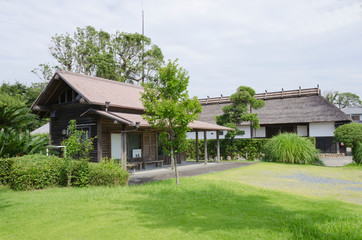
0 158 15 185
263 133 322 165
334 123 362 148
352 141 362 164
186 138 269 161
9 154 64 191
0 128 48 158
89 159 129 186
3 155 129 191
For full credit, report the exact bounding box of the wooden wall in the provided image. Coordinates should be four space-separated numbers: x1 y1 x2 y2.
50 104 98 161
99 117 159 162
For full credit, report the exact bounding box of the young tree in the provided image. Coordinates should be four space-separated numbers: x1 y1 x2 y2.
216 86 265 142
141 60 202 185
33 26 164 84
324 91 362 109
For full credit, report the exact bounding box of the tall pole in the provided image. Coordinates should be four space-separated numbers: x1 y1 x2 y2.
141 2 145 84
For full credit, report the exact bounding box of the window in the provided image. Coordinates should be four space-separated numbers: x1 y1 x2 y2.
352 115 360 121
127 133 142 159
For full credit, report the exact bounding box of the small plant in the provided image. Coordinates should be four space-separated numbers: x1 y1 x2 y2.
263 133 322 165
62 119 96 160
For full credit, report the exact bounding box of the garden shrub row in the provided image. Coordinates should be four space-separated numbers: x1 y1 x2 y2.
185 138 268 160
0 154 129 191
185 137 316 161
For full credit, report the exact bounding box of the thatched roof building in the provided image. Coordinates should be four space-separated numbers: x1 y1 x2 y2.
197 87 351 153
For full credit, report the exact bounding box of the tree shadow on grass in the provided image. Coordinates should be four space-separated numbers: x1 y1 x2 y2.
119 179 361 240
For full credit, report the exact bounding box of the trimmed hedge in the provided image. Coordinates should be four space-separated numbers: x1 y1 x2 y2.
10 155 64 190
186 138 268 161
1 154 129 191
89 160 129 186
352 141 362 164
186 137 316 161
0 158 15 185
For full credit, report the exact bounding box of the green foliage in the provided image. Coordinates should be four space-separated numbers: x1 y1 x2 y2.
0 81 45 109
186 138 269 161
62 120 96 160
334 123 362 148
0 129 48 158
216 86 265 141
263 133 322 165
141 59 202 159
324 90 362 109
37 26 164 84
2 155 129 190
9 154 64 191
89 158 129 186
0 158 14 185
0 103 39 131
352 141 362 164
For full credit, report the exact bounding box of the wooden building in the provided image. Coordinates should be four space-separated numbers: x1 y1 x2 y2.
31 70 231 164
195 87 351 153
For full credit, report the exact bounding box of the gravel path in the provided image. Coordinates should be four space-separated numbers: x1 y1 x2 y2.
321 156 353 167
129 162 256 185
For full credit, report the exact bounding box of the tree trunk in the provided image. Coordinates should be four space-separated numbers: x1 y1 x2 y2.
171 145 179 185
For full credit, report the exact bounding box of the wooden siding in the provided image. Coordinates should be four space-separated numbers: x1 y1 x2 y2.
99 117 159 162
50 104 98 161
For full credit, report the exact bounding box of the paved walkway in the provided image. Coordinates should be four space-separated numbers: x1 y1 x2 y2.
320 156 353 167
129 162 256 185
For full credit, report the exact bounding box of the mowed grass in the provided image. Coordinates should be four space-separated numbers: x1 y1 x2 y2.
0 164 361 240
202 162 362 204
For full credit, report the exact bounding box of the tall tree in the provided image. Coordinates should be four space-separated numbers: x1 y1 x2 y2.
324 90 362 109
141 60 202 185
33 26 164 84
216 86 265 141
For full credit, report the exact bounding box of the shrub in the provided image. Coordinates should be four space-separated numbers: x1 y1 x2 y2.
9 154 64 191
0 128 48 158
186 138 269 161
89 159 129 186
352 141 362 164
263 133 322 165
334 123 362 147
0 158 15 185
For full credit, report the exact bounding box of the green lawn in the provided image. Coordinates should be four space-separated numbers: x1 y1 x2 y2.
0 163 361 240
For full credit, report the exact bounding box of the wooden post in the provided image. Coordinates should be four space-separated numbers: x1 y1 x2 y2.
204 130 208 164
195 130 199 162
216 131 220 163
97 117 103 162
121 125 127 170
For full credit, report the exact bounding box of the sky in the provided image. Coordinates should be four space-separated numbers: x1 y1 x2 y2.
1 0 362 99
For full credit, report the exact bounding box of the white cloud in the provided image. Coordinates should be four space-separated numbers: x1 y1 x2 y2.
0 0 361 98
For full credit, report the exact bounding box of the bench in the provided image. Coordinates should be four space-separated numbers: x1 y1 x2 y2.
143 160 164 170
127 161 143 174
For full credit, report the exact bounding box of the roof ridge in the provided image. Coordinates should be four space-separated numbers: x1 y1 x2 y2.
199 87 320 104
56 70 144 90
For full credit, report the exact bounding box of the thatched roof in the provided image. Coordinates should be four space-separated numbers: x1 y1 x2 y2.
199 88 351 125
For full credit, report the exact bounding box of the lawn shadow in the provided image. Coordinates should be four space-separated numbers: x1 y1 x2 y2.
120 179 361 239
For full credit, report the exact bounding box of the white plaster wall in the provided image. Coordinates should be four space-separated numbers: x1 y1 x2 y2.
255 127 266 138
186 126 251 140
309 122 335 137
297 125 308 137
